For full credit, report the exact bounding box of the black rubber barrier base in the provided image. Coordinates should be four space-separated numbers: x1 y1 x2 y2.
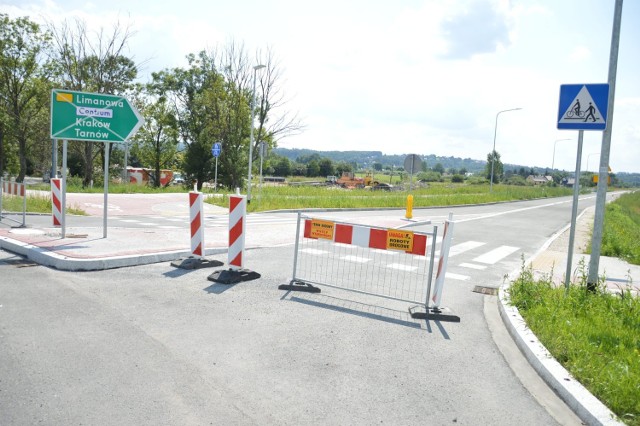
409 305 461 323
208 268 261 285
171 256 224 270
278 280 322 293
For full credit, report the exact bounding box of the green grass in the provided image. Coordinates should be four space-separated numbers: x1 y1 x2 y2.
205 183 575 212
599 191 640 265
2 193 85 215
509 264 640 425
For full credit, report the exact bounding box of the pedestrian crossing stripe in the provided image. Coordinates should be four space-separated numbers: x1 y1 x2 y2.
557 83 609 131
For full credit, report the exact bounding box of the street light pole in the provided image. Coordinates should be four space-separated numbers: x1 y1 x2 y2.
552 138 572 171
490 108 521 192
247 64 265 203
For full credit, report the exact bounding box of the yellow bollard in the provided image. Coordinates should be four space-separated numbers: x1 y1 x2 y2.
405 194 413 219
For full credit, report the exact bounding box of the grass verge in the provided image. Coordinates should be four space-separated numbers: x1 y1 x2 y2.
598 191 640 265
509 262 640 425
1 194 85 215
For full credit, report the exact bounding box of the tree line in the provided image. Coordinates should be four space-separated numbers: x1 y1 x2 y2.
0 14 302 189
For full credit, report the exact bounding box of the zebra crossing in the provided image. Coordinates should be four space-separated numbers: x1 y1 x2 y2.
444 241 520 281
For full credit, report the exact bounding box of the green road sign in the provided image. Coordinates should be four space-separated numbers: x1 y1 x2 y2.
50 89 144 143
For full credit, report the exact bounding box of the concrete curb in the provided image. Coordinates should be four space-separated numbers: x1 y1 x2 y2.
497 215 624 426
0 235 227 271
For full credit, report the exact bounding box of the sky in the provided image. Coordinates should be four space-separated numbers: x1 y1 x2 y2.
2 0 639 173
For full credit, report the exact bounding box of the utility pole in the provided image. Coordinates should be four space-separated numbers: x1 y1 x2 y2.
588 0 623 290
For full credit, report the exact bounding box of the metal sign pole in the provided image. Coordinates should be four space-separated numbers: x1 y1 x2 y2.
103 142 110 238
588 0 623 289
214 156 218 192
565 130 584 289
61 139 67 238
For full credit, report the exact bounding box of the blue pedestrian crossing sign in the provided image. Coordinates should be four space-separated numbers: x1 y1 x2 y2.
212 142 222 157
557 84 609 131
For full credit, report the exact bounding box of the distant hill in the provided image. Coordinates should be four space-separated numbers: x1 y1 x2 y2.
272 147 640 186
272 148 487 173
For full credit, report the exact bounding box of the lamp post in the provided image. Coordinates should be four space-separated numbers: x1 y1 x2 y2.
490 108 522 192
247 64 265 203
551 138 572 171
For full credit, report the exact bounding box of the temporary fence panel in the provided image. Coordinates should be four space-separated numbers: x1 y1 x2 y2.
282 213 439 306
0 178 27 227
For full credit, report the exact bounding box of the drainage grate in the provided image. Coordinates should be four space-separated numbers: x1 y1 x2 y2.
472 286 498 296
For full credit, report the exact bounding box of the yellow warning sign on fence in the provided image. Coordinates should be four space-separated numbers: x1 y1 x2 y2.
310 219 335 240
387 229 414 251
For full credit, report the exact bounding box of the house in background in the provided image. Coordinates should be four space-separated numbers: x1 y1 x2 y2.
526 175 553 185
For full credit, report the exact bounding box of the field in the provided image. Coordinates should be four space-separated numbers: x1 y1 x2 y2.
205 182 575 211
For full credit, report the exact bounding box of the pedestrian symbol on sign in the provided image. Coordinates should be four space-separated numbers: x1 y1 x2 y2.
557 84 609 130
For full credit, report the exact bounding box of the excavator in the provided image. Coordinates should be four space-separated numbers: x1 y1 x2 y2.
334 171 379 189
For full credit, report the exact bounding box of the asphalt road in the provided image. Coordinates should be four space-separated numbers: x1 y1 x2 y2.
0 195 603 425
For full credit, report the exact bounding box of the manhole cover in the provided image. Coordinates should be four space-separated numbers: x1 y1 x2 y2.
472 286 498 296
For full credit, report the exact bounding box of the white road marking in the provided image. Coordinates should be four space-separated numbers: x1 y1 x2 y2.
473 246 520 264
386 263 417 272
342 255 371 263
301 248 329 255
449 241 486 257
459 262 487 270
446 272 471 281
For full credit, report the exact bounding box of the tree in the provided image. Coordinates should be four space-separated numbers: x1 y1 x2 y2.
0 15 51 181
485 150 504 183
433 163 445 174
372 162 383 172
154 42 303 191
335 161 352 175
272 155 291 176
48 18 138 187
318 157 335 177
306 159 320 177
130 88 179 187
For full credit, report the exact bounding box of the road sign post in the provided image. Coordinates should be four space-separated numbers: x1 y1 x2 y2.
212 142 221 192
404 154 422 191
557 83 610 289
50 89 144 238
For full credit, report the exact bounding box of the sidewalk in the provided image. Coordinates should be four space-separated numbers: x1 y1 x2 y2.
529 206 639 296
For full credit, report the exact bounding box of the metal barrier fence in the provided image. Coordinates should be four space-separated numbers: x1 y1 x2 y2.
0 178 27 227
279 213 459 321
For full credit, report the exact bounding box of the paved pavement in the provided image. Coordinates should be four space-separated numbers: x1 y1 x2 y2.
1 195 637 425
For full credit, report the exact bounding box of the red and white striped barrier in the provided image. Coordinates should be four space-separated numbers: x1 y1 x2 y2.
51 178 63 227
189 191 204 257
2 180 25 196
304 220 429 256
228 194 246 269
432 217 454 308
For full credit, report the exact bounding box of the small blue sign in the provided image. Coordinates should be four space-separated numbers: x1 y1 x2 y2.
212 142 221 157
557 84 609 131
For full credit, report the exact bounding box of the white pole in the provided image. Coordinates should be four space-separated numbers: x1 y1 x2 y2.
588 0 624 289
61 140 67 238
565 131 584 289
103 142 110 238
